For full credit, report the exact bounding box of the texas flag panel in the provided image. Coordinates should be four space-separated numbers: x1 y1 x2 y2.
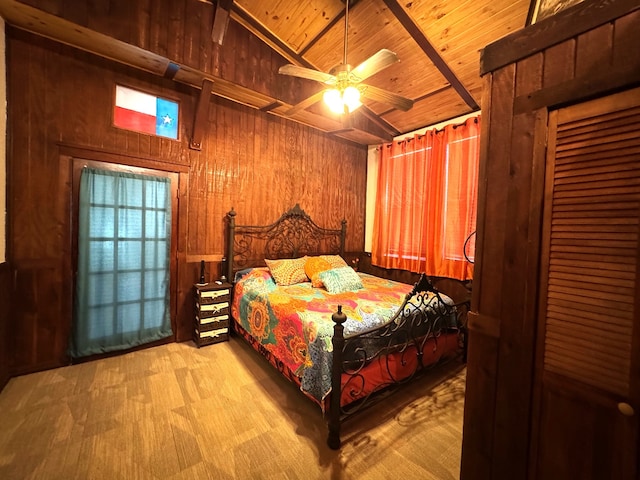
114 85 179 140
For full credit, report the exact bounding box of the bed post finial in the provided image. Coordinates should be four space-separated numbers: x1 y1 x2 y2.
226 208 236 283
328 305 347 450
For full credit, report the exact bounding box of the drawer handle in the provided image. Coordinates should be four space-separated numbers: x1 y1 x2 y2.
199 302 229 312
199 327 228 339
200 314 229 324
618 402 635 417
201 289 229 299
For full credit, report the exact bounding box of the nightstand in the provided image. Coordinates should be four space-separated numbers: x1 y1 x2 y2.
193 281 231 347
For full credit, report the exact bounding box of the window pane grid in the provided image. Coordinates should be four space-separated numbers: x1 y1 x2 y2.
71 168 172 357
89 182 166 331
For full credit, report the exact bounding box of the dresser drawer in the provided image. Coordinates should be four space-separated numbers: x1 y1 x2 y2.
195 327 229 345
196 302 229 318
197 316 230 331
198 289 230 304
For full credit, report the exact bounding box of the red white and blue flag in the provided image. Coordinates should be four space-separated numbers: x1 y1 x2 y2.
114 85 179 140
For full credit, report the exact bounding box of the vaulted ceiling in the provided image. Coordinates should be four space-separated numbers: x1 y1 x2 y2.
232 0 531 139
0 0 533 145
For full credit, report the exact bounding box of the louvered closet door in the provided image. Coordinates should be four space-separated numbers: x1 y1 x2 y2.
534 87 640 480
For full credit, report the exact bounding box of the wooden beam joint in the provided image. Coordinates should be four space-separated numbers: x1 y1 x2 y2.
382 0 479 110
190 79 214 151
259 101 283 112
163 62 180 80
212 0 233 45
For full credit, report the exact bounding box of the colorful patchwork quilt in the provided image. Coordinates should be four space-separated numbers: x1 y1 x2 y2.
231 268 450 402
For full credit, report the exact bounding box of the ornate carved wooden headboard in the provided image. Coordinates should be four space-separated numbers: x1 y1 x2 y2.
225 204 346 282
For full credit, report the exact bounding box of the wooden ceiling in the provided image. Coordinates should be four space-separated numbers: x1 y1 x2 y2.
0 0 533 145
230 0 532 139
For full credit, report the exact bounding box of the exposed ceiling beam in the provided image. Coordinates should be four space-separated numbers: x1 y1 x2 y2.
230 0 396 130
298 10 345 57
481 0 640 75
191 78 215 150
378 85 452 117
230 3 315 69
259 101 283 112
359 106 400 137
0 0 391 145
297 0 364 57
211 0 233 45
381 0 480 111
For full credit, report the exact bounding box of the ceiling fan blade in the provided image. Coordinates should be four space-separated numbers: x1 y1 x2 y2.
360 84 414 111
278 64 336 84
286 90 326 116
350 49 399 83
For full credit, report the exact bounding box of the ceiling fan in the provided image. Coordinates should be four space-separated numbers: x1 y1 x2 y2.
278 0 414 116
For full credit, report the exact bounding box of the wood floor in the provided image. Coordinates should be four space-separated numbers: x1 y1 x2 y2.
0 337 466 479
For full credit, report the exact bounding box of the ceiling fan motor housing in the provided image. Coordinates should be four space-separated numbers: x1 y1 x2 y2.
329 64 355 88
277 1 413 114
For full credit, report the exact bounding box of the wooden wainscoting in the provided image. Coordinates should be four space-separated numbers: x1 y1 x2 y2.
0 262 10 391
358 253 472 306
358 253 422 285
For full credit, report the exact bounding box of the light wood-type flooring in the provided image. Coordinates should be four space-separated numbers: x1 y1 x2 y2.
0 336 466 479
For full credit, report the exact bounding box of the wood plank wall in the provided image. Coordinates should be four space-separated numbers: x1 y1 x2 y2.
357 254 472 307
0 262 9 389
4 15 367 375
15 0 315 108
461 2 640 479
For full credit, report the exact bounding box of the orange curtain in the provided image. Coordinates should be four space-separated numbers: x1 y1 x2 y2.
371 116 480 280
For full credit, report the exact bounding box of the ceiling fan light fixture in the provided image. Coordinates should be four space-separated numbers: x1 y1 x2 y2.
278 1 412 116
324 88 344 114
323 86 362 114
343 85 362 112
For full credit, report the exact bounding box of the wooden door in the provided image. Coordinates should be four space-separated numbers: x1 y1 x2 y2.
70 158 180 352
531 87 640 480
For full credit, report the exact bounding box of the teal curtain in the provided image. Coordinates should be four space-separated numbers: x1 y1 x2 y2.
70 167 173 358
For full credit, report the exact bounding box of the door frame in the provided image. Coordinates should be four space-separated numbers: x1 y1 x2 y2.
60 146 187 362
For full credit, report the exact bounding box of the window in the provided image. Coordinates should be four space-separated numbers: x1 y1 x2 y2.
443 136 478 263
371 117 480 280
69 167 173 357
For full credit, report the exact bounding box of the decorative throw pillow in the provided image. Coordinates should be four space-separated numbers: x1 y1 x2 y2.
264 257 308 286
319 254 349 270
318 266 363 294
304 257 332 287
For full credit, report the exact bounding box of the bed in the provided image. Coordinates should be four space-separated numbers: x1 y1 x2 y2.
224 205 468 449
